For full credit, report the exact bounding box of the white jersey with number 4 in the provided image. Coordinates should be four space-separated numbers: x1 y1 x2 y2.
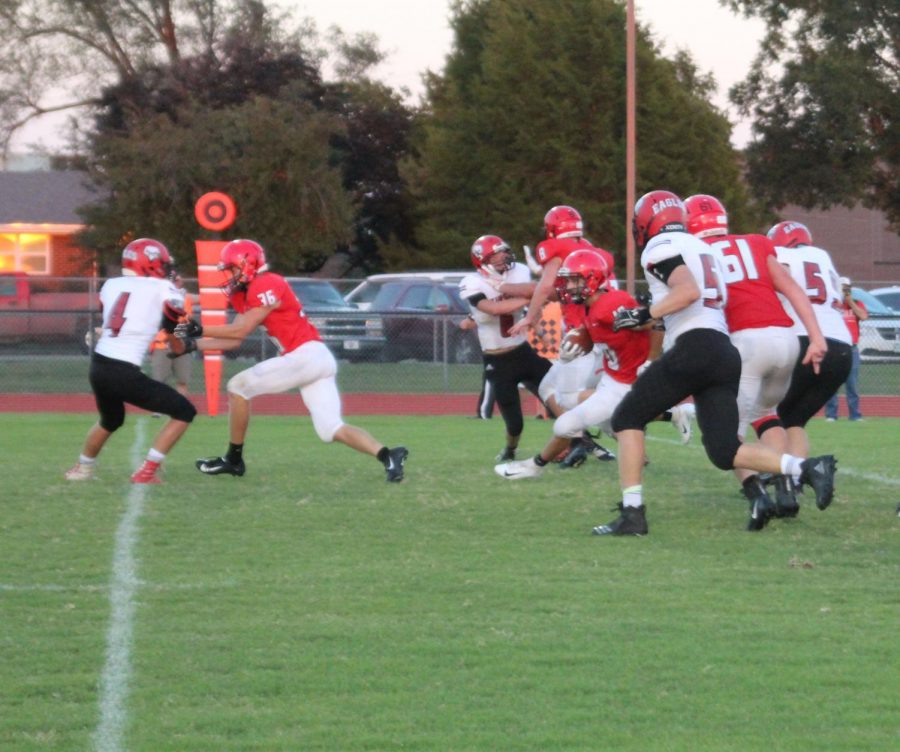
459 262 531 351
774 245 851 344
94 275 184 366
642 230 729 344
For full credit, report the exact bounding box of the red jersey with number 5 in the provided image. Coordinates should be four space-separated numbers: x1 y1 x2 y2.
584 288 650 384
230 272 321 354
705 234 792 333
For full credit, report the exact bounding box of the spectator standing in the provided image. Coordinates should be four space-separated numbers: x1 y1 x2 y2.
825 277 868 421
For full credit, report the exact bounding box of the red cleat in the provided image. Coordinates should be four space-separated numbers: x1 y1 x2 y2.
130 460 162 484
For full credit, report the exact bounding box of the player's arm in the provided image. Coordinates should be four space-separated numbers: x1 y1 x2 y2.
647 258 698 317
768 255 826 373
200 306 273 341
508 256 562 334
471 295 529 316
496 279 537 298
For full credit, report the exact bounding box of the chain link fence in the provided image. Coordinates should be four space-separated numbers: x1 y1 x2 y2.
1 277 899 414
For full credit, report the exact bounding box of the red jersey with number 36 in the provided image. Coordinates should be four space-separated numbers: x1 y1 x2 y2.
230 272 321 354
705 234 793 333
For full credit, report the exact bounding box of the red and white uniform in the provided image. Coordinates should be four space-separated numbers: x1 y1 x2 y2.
704 234 799 434
95 276 184 366
226 272 343 443
775 245 852 344
459 262 531 351
553 289 650 439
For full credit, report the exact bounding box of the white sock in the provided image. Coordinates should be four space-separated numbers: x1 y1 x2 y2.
147 448 166 463
622 485 643 508
780 455 804 482
78 454 96 466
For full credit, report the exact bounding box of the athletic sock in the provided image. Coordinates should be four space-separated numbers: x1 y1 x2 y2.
226 443 244 464
147 448 165 463
534 454 549 467
78 454 96 466
622 485 643 508
377 447 390 464
780 455 804 482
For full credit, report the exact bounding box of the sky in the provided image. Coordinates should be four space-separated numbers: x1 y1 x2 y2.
11 0 766 151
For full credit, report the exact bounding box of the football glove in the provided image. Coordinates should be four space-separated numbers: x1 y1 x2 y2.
558 338 585 362
175 318 203 339
635 291 652 308
161 301 187 333
612 306 652 331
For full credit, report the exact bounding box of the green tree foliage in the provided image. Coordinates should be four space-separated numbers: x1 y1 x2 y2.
410 0 757 271
727 1 899 227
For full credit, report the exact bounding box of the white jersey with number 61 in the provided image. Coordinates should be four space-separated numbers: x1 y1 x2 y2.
94 275 184 366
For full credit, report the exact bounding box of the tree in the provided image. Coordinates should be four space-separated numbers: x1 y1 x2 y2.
409 0 760 272
727 1 900 228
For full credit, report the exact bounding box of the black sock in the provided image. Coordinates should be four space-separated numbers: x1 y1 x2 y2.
377 447 390 464
226 443 243 463
534 454 548 467
661 410 673 422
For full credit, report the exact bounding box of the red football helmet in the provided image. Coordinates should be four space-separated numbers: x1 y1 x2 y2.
632 190 688 250
121 238 174 279
219 239 269 296
556 249 609 304
767 221 813 248
471 235 514 276
684 194 729 238
544 205 584 239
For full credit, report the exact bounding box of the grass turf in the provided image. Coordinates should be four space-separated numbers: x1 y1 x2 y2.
1 413 898 750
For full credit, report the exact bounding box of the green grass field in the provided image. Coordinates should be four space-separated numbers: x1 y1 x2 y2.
2 413 898 751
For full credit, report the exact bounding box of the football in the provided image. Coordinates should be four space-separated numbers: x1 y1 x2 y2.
561 325 593 355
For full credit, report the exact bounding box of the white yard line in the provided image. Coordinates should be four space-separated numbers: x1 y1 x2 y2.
91 419 147 752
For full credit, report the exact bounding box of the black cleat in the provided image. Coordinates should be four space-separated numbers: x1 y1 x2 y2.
773 474 800 518
384 446 408 483
495 446 516 462
560 442 589 469
800 455 837 510
586 437 616 462
592 504 648 536
743 476 775 531
196 455 245 477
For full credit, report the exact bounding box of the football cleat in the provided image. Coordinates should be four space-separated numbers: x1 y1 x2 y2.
559 442 589 469
742 476 775 531
65 463 94 481
494 458 543 480
130 460 162 485
799 455 837 510
773 474 800 518
587 437 616 462
495 446 517 462
384 446 408 483
196 456 246 477
592 503 648 536
670 403 694 444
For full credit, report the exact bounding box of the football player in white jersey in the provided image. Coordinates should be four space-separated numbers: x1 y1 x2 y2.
593 191 838 536
65 239 197 484
769 221 853 462
459 235 554 461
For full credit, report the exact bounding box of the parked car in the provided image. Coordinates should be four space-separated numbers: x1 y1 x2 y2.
345 271 468 311
360 275 481 363
851 287 900 360
867 285 900 313
228 278 384 362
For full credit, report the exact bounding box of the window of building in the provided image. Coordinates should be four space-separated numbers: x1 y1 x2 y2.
0 233 51 274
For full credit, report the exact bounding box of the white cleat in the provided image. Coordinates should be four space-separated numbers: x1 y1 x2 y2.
671 403 694 444
65 463 95 481
494 458 543 480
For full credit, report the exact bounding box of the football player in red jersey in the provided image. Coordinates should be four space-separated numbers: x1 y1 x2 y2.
177 239 408 482
495 251 692 480
65 239 197 484
684 194 827 520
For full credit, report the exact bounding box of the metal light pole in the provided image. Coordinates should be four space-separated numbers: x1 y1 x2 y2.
625 0 636 294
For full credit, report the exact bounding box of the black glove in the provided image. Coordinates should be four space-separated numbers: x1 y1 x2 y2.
167 338 197 359
613 306 652 331
161 301 187 333
175 318 203 339
635 291 652 308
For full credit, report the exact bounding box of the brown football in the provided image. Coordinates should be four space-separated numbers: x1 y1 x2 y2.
562 325 593 354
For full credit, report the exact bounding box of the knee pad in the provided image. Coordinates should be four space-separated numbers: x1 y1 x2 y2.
99 415 125 433
553 410 584 440
227 372 251 400
703 434 741 471
312 416 343 443
171 397 197 424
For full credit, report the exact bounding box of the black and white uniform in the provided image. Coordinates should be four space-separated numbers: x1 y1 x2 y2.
460 263 551 438
611 230 743 470
91 275 196 431
775 245 853 428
